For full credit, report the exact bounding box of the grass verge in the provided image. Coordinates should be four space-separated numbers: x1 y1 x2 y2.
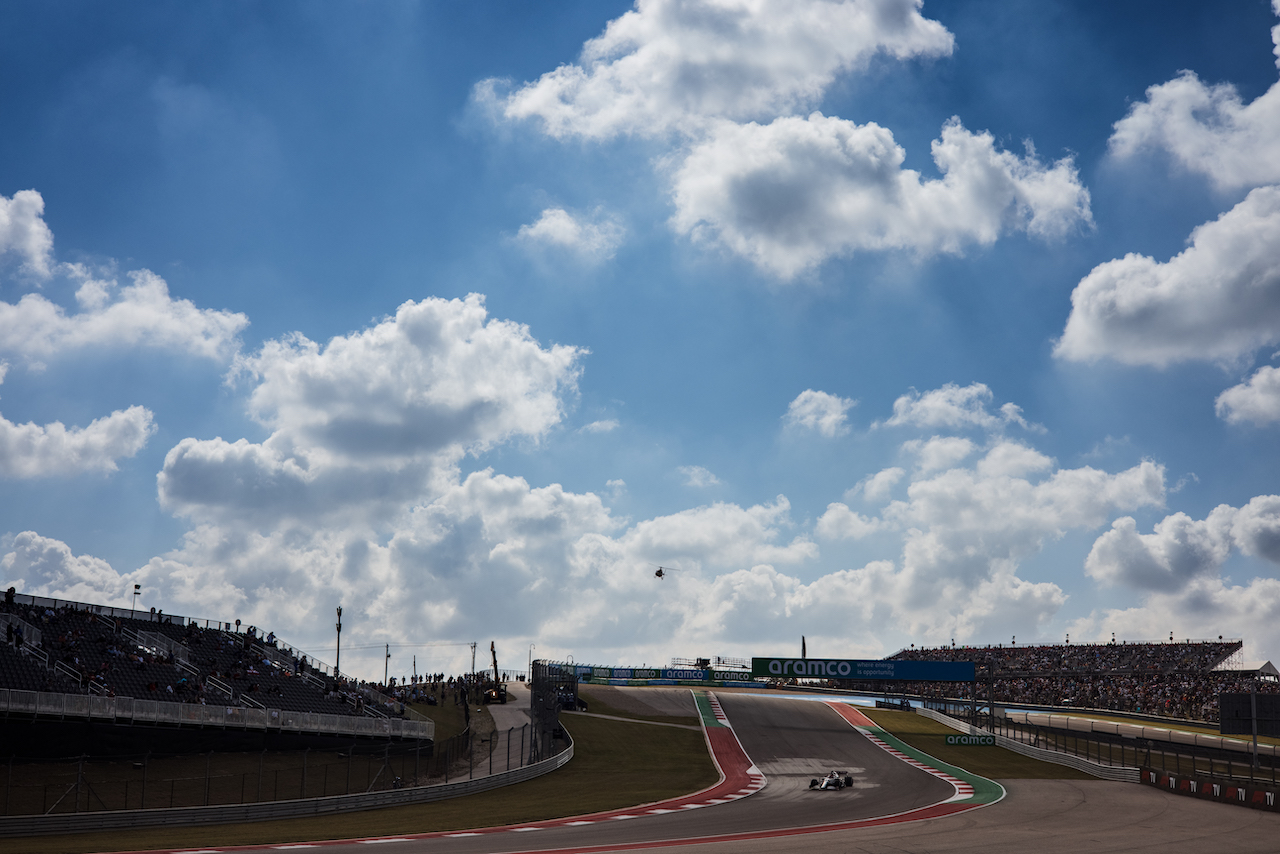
864 708 1094 780
575 686 699 727
4 714 719 854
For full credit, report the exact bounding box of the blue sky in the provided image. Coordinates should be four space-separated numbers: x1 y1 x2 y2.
3 0 1280 680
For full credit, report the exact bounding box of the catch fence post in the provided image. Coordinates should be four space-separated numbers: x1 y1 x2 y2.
205 752 211 806
258 750 265 802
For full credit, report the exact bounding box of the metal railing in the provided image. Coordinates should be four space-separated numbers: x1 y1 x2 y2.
0 729 571 837
0 614 41 649
0 688 433 740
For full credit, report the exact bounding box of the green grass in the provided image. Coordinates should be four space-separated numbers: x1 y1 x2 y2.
864 709 1094 780
576 685 700 726
4 713 719 854
410 695 474 741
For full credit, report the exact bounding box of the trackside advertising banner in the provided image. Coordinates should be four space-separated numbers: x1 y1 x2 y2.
568 665 753 681
750 657 976 681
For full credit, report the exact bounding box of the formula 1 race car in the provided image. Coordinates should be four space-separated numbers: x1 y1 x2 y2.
809 771 854 790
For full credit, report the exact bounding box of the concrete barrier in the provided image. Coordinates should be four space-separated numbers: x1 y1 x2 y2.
0 736 573 838
915 706 1139 782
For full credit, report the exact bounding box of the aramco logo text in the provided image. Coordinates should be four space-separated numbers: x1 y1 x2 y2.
766 659 855 677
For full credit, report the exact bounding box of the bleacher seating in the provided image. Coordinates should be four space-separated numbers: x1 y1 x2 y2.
886 639 1279 722
0 597 368 719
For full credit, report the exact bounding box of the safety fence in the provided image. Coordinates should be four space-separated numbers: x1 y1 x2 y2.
916 706 1138 782
0 727 572 837
920 704 1280 785
0 688 433 740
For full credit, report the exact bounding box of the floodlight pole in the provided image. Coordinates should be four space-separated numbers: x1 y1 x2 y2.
132 584 141 619
385 643 391 687
335 606 343 678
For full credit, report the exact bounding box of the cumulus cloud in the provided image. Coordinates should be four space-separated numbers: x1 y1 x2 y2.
1216 364 1280 424
0 405 154 478
1110 71 1280 192
482 2 1081 279
1076 492 1280 657
1 531 131 604
517 207 625 262
1086 495 1280 592
784 388 855 437
902 435 975 473
1056 186 1280 367
677 464 721 488
855 466 904 502
0 269 248 363
672 114 1091 278
880 382 1037 432
160 294 583 525
0 359 154 478
1 375 1184 670
0 190 54 278
485 0 954 140
1071 15 1280 376
815 502 882 539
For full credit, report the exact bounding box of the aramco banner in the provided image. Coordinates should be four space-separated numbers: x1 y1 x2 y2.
750 657 975 681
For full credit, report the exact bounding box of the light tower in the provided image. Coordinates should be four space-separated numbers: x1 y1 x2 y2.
335 606 343 678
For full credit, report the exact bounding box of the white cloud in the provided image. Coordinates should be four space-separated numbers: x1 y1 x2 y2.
517 207 625 262
784 388 855 437
880 382 1036 432
1216 364 1280 425
160 294 583 525
1056 186 1280 367
0 269 248 363
1275 0 1280 69
815 502 881 539
0 402 154 478
1 531 131 604
0 376 1182 671
485 0 953 140
976 441 1054 479
1076 493 1280 658
678 464 720 487
902 435 975 473
582 419 620 433
855 466 904 503
0 190 54 278
671 114 1091 278
1086 495 1280 592
484 2 1087 280
1110 71 1280 192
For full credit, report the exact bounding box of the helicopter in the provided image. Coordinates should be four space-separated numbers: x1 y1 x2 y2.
652 564 683 579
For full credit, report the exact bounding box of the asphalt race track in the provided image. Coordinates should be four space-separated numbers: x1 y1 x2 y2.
130 691 1280 853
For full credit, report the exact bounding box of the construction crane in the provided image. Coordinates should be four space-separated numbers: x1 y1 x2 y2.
485 641 508 704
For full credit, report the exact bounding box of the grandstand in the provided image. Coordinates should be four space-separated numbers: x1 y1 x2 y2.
0 591 432 756
889 639 1280 722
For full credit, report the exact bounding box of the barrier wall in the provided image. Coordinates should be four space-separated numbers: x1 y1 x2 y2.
1006 710 1278 760
0 688 433 741
1140 766 1280 812
915 706 1139 782
0 734 573 838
